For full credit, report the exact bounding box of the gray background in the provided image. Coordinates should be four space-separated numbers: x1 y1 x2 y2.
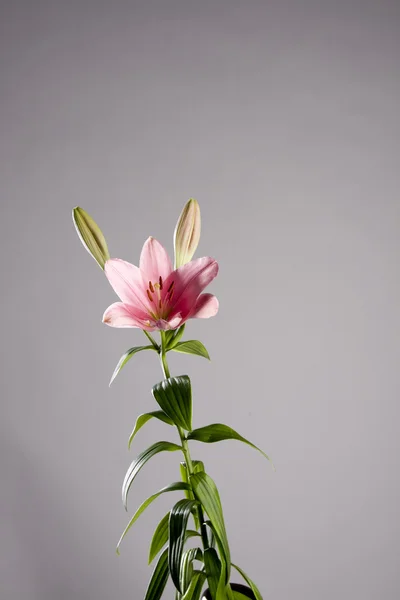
1 1 399 599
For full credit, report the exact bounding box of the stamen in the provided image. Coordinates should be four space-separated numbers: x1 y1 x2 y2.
147 289 154 303
167 280 175 293
149 281 155 293
159 299 162 309
168 289 174 302
159 276 163 290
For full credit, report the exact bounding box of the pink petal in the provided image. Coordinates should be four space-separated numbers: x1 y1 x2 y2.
139 237 173 284
165 257 219 320
191 293 219 319
102 302 156 330
164 314 183 330
105 259 151 312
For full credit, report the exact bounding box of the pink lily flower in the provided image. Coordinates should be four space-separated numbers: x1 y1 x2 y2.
102 237 219 331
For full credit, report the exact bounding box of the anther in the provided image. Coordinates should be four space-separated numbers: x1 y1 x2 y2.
167 280 175 293
159 276 163 290
149 281 155 293
147 289 154 303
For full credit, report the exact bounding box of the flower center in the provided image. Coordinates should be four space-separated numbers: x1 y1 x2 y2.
146 276 175 319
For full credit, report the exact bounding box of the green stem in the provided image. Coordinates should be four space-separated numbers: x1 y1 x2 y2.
159 331 171 379
159 331 210 557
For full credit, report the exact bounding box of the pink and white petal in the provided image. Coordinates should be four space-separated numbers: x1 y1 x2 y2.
105 258 151 312
102 302 154 329
164 314 183 330
191 293 219 319
165 257 219 319
139 237 173 284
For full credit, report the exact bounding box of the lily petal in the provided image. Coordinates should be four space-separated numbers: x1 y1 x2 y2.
166 257 219 319
104 259 150 312
191 293 219 319
102 302 155 330
139 237 173 284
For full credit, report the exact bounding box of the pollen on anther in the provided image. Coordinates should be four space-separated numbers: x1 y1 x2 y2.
147 289 154 303
159 276 163 290
167 280 175 293
149 281 155 293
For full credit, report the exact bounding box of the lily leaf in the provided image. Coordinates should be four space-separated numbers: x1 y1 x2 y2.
152 375 192 431
109 345 156 386
144 547 169 600
122 442 182 510
180 548 203 595
166 324 186 350
231 564 263 600
149 518 201 565
171 340 210 360
204 548 221 599
190 472 231 582
128 411 174 449
182 570 207 600
117 481 190 554
149 512 170 564
169 499 199 592
187 424 274 467
180 460 204 529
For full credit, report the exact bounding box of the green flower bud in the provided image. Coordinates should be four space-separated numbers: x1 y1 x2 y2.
72 207 110 269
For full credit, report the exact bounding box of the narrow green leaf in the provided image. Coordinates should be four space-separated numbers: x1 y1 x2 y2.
109 345 156 385
187 424 274 467
149 512 170 564
205 521 216 549
152 375 192 431
216 566 232 600
169 499 199 592
190 472 231 582
180 460 204 529
186 529 201 539
204 548 221 599
128 411 174 449
231 564 263 600
166 324 186 350
72 206 110 269
182 570 207 600
180 547 203 594
144 547 169 600
117 481 190 554
232 592 251 600
171 340 210 360
122 442 182 510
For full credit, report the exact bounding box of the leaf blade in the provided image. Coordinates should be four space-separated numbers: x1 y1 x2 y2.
187 424 274 467
117 481 190 554
144 547 169 600
128 411 174 449
190 472 231 582
231 564 263 600
149 512 170 564
152 375 193 431
169 499 199 592
122 441 182 510
110 345 155 386
171 340 210 360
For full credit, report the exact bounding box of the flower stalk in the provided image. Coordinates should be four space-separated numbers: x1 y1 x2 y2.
73 198 269 600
